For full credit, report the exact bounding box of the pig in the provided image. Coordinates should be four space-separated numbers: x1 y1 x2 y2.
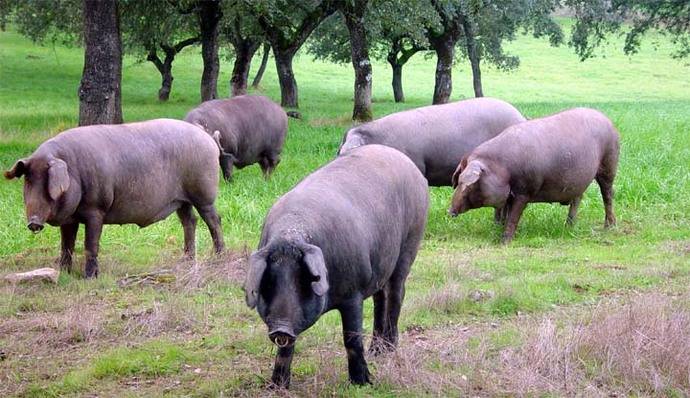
244 145 429 388
4 119 225 278
337 97 526 187
448 108 620 243
183 95 288 181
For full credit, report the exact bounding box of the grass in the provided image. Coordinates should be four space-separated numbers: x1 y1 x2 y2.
1 18 689 396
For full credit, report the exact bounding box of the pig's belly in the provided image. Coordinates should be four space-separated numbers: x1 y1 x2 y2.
104 199 183 227
533 180 593 203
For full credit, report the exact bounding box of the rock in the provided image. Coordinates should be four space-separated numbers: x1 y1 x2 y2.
286 110 302 119
4 267 59 285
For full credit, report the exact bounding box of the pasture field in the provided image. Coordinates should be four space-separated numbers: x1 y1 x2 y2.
1 20 689 397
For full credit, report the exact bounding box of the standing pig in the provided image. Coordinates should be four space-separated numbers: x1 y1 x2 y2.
448 108 620 243
244 145 429 387
4 119 225 278
184 95 288 181
338 97 526 187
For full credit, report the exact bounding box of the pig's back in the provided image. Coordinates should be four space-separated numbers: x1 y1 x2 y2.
477 108 617 201
45 119 219 225
351 98 525 185
263 145 428 282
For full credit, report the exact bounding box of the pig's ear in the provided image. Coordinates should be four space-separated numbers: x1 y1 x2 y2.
451 158 469 189
5 159 28 179
459 161 484 189
301 243 329 296
338 131 365 155
47 159 70 201
244 249 268 309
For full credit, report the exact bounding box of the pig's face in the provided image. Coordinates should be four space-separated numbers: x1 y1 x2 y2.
449 160 509 217
5 156 70 232
245 242 329 348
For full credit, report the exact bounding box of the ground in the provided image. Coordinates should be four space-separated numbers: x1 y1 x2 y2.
0 19 689 397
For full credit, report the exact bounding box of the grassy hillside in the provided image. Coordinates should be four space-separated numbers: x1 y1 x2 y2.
0 20 689 397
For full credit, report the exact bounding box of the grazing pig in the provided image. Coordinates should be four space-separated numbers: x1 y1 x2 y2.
338 97 526 187
448 108 620 243
4 119 225 278
184 95 288 181
244 145 429 387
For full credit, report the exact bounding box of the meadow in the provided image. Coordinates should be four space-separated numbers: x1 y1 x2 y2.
0 20 689 397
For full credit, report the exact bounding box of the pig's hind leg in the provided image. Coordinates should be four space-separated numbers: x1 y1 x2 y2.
369 289 390 355
596 154 618 228
176 203 197 259
195 204 225 254
259 151 281 179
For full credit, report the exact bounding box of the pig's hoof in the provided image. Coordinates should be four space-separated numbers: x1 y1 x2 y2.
269 376 290 390
368 340 395 356
349 369 372 385
84 261 99 279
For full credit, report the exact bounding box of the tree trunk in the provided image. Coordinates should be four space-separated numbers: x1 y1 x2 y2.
159 61 174 101
252 43 270 88
462 18 483 97
342 0 372 122
199 0 221 102
274 49 298 108
78 0 122 126
147 49 174 101
391 62 404 103
431 35 455 105
230 41 260 97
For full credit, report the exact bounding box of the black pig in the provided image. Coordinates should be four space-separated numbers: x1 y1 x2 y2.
244 145 429 387
184 95 288 181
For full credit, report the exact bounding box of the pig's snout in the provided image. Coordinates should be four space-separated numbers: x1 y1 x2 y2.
269 327 296 348
27 217 44 233
448 208 459 217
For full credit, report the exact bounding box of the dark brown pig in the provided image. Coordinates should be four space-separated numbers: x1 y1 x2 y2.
184 95 288 181
244 145 429 388
449 108 620 243
338 97 526 187
4 119 225 278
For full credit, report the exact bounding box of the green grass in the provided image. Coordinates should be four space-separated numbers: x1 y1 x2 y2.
1 19 689 397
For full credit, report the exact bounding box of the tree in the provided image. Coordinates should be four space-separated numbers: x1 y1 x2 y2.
455 0 563 98
247 0 338 108
340 0 373 121
78 0 122 125
0 0 82 45
427 0 465 104
252 42 271 88
568 0 690 60
120 1 199 101
198 0 222 101
221 0 264 96
308 0 436 103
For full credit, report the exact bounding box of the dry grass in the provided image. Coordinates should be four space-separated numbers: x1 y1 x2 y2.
0 298 105 348
172 248 249 290
338 292 690 397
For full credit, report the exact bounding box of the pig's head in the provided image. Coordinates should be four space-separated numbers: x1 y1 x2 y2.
244 241 329 348
5 156 71 232
337 128 367 156
449 159 510 217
